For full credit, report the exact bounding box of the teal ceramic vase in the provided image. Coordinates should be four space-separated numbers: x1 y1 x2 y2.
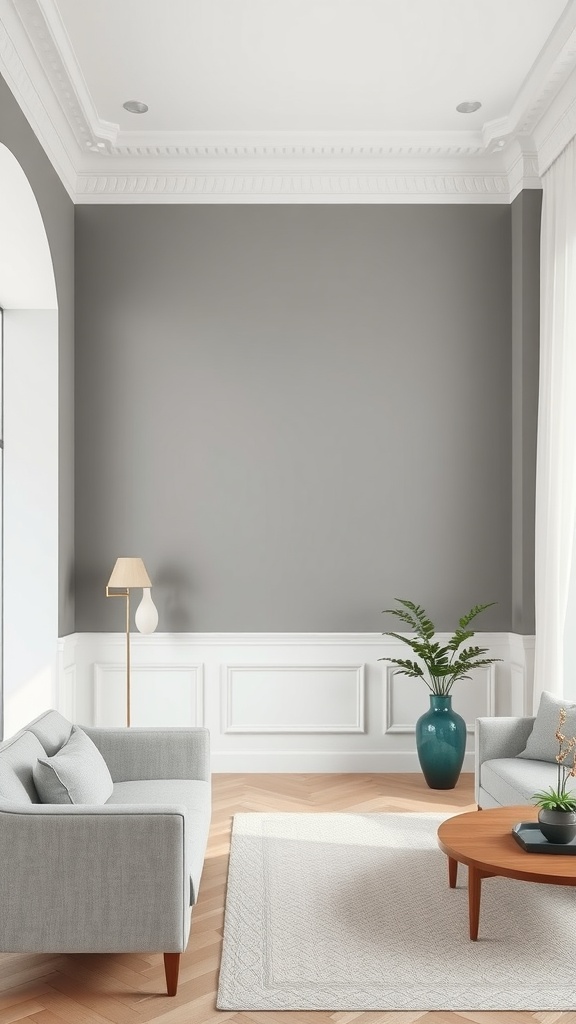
415 694 466 790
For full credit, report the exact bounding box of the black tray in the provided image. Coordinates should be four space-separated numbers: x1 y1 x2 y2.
512 821 576 854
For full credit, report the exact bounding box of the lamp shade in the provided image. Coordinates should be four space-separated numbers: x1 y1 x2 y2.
107 557 152 589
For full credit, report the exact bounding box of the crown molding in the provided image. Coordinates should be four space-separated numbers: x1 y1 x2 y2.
12 0 117 148
503 142 542 202
107 129 489 162
532 63 576 176
74 167 515 204
0 0 76 197
482 2 576 148
5 0 576 202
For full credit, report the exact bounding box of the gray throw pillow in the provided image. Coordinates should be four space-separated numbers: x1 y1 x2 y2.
33 725 113 804
518 690 576 763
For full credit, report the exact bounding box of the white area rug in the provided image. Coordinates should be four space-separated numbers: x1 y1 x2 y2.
217 811 576 1011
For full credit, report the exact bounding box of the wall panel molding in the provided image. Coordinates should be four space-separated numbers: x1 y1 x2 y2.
93 661 204 728
384 665 496 735
58 631 534 771
222 663 365 734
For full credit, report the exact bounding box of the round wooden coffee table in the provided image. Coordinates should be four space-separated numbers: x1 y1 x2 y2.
437 805 576 940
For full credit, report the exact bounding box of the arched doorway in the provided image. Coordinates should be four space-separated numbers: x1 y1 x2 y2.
0 143 59 738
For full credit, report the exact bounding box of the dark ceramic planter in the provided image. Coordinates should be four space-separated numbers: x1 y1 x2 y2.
415 694 466 790
538 808 576 844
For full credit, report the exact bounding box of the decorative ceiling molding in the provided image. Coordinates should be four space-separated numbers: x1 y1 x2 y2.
532 63 576 175
12 0 117 149
0 0 76 197
74 169 512 204
504 143 542 202
108 130 489 161
516 33 576 135
2 0 576 203
482 2 576 146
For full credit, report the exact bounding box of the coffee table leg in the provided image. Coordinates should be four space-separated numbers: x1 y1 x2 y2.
468 865 482 940
448 856 458 888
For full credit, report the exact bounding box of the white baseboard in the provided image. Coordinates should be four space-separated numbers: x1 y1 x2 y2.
211 750 477 773
58 631 534 773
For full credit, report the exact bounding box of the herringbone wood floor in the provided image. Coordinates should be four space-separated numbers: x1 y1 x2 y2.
0 773 573 1024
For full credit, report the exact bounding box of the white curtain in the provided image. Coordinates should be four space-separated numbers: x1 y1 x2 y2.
533 135 576 710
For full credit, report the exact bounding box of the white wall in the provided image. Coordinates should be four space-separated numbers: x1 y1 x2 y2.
0 145 57 311
59 630 534 771
0 144 59 739
3 310 59 737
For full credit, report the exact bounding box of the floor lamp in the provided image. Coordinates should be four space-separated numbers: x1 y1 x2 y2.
106 557 158 726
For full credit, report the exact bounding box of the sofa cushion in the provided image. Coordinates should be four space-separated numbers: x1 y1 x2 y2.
481 757 576 806
518 690 576 764
0 731 46 802
107 779 211 904
27 709 73 756
33 726 114 805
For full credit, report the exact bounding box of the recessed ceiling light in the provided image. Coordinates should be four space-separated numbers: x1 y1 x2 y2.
123 100 149 114
456 101 482 114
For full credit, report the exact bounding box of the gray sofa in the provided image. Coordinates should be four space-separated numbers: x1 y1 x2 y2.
475 714 576 808
0 709 211 996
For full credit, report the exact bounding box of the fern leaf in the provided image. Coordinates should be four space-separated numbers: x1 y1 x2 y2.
397 599 436 640
383 630 419 648
447 628 475 651
454 657 501 673
377 656 424 678
382 607 421 631
458 602 495 630
455 645 490 662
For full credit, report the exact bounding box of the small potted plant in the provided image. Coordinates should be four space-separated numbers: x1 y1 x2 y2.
380 598 500 790
532 708 576 844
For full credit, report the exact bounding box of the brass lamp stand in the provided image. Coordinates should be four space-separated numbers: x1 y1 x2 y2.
105 556 155 726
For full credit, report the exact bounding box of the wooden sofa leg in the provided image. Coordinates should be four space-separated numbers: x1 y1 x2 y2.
164 952 181 996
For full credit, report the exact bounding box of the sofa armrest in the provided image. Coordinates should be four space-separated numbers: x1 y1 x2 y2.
474 716 535 804
82 726 210 782
0 802 190 953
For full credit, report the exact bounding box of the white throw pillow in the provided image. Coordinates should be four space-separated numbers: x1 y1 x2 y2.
518 690 576 764
33 725 113 804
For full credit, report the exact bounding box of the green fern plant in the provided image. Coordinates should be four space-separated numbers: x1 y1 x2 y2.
379 598 501 696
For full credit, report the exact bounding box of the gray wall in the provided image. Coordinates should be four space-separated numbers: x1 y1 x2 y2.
75 204 518 633
511 190 541 635
0 74 75 636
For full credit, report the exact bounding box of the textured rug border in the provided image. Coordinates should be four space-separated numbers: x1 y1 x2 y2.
216 811 576 1012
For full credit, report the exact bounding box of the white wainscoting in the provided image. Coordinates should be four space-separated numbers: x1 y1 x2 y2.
384 665 496 735
94 664 204 728
222 664 365 734
58 632 534 772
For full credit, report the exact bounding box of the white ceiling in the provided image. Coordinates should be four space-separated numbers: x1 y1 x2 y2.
1 0 576 202
55 0 568 133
